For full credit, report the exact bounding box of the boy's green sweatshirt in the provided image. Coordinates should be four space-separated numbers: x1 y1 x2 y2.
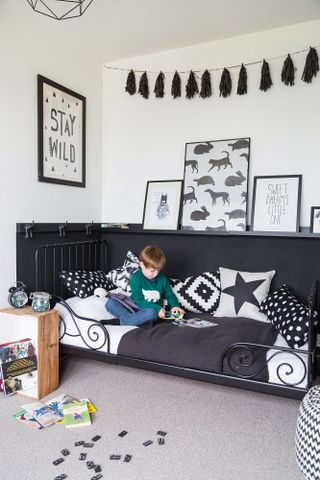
130 269 180 313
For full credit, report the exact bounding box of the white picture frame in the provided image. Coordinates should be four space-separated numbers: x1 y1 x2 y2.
310 206 320 233
251 175 302 232
142 180 183 230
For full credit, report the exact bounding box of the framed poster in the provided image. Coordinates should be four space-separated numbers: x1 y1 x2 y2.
38 75 86 187
251 175 302 232
181 137 250 231
310 206 320 233
142 180 183 230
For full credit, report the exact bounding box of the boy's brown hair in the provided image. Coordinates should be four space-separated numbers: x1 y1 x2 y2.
139 245 166 270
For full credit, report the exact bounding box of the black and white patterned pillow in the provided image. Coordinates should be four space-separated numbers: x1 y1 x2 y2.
260 285 312 348
214 267 275 322
170 271 220 314
59 270 114 299
105 250 139 292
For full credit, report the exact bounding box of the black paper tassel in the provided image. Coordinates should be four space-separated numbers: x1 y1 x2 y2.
186 71 199 99
302 47 319 83
237 64 247 95
138 71 149 99
281 54 295 86
154 71 165 98
259 60 273 92
171 71 181 98
199 70 212 98
125 70 136 95
219 68 232 98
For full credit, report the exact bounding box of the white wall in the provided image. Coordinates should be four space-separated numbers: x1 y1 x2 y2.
0 1 102 306
102 20 320 228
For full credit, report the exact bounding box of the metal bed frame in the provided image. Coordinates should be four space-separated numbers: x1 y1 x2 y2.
34 239 319 400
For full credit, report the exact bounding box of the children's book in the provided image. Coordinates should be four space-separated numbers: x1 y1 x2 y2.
13 409 43 430
21 401 61 428
172 318 219 328
45 393 78 419
62 401 91 428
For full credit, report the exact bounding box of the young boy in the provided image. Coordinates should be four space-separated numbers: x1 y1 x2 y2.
105 245 184 326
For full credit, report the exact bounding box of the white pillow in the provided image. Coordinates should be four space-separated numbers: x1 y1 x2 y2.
214 267 275 322
56 295 115 322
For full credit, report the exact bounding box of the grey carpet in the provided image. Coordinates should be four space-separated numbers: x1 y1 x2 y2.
0 356 304 480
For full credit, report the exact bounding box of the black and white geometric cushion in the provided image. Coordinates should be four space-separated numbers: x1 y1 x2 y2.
59 270 114 298
296 386 320 479
260 285 310 348
170 271 220 314
105 250 140 292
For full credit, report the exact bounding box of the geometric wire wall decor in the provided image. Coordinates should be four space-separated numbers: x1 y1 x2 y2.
27 0 94 20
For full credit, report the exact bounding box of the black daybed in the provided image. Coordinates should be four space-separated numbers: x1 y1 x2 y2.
16 224 320 400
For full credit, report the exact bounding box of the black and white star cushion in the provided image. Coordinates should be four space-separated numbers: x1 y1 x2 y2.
105 250 139 292
170 271 220 314
214 267 275 322
260 285 314 348
59 270 114 298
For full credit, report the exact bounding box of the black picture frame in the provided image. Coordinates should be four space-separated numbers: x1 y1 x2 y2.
181 137 250 231
38 75 86 188
142 180 183 230
251 175 302 232
310 206 320 233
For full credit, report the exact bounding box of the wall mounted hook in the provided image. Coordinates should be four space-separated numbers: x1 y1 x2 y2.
24 221 35 239
59 221 68 238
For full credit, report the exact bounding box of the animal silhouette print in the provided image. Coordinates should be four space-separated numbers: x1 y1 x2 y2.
240 152 249 162
190 206 210 221
225 171 246 187
183 186 198 204
156 193 170 219
205 219 227 231
193 175 215 186
185 160 199 173
224 209 246 220
194 142 213 155
208 151 232 171
236 223 246 230
240 191 247 205
228 139 250 150
204 189 230 205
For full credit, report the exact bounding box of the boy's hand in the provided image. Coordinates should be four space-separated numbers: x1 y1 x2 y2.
171 307 185 315
158 308 166 319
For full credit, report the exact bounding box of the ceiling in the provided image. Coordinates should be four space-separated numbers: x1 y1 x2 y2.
23 0 320 62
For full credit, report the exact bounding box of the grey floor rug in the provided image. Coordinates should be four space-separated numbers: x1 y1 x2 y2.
0 356 304 480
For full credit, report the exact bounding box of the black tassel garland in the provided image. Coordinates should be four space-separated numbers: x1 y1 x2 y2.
302 47 319 83
200 70 212 98
125 70 136 95
259 60 272 92
219 68 232 97
154 71 165 98
237 64 247 95
171 71 181 98
281 54 295 86
138 71 149 99
186 71 199 99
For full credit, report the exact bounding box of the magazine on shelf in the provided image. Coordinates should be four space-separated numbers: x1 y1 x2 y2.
0 339 37 396
62 401 91 428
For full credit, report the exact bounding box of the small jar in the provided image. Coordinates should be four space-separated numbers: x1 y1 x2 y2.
30 292 51 312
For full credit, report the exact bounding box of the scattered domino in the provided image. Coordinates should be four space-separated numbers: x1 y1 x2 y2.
84 442 94 448
87 460 95 469
158 437 165 445
118 430 128 437
54 475 68 480
109 454 121 460
91 474 103 480
75 441 84 447
156 430 167 436
61 449 70 456
91 435 101 442
94 465 102 473
79 452 87 461
53 458 64 466
123 454 132 463
143 440 153 447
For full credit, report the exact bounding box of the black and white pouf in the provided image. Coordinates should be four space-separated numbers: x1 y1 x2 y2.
296 385 320 479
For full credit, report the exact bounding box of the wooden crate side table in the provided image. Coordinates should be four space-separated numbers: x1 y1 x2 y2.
0 306 60 399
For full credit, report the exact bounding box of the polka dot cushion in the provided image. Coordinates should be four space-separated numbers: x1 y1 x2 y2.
59 270 114 298
260 285 311 348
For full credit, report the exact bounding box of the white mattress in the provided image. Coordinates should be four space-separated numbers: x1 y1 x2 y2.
55 295 309 388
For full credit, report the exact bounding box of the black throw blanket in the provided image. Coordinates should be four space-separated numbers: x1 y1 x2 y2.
117 315 278 382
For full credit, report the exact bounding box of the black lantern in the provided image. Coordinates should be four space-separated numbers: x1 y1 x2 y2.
27 0 94 20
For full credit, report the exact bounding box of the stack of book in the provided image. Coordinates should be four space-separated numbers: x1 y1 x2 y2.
12 394 95 430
